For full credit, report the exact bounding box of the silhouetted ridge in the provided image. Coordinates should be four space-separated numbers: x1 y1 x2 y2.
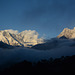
1 55 75 75
0 41 13 49
59 36 68 39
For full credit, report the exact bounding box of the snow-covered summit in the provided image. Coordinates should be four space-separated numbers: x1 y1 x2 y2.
0 29 43 47
57 27 75 39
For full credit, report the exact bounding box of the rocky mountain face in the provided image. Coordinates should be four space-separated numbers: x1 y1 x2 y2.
0 30 43 47
57 27 75 39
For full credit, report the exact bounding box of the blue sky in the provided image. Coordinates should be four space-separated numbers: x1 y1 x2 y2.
0 0 75 38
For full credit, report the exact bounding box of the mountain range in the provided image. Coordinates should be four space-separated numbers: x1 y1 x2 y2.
32 27 75 50
0 29 43 47
0 27 75 48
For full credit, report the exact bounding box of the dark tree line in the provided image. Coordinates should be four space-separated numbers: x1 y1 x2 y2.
0 55 75 75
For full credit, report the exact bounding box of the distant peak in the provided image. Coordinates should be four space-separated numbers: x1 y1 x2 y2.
57 27 75 39
74 27 75 30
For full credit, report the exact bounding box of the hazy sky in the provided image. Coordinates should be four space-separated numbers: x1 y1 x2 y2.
0 0 75 38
